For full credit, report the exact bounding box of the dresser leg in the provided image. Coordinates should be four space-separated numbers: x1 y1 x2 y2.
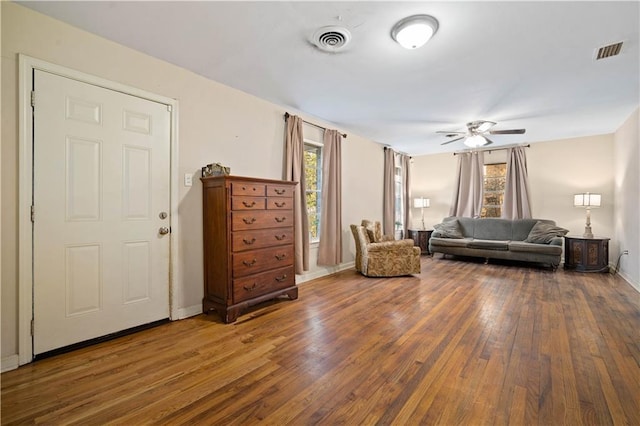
285 287 299 300
222 307 240 324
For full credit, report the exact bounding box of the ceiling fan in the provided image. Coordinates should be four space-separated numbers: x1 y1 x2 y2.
438 120 526 147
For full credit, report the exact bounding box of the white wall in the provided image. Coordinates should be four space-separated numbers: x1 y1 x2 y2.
410 153 458 230
1 3 383 364
614 108 639 291
527 135 614 240
412 134 616 256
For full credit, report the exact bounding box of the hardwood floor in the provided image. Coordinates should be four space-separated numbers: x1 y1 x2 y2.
3 257 639 425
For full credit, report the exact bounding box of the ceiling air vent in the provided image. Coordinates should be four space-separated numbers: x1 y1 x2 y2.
312 26 351 53
595 42 623 60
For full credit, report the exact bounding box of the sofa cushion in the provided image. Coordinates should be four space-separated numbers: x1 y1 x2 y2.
511 219 545 241
433 219 464 238
509 241 563 255
361 220 392 243
524 221 569 243
473 219 512 240
429 237 472 247
452 217 475 238
467 239 510 250
367 239 415 252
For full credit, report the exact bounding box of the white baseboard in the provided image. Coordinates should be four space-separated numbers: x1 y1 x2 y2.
2 354 20 372
615 269 640 294
173 264 355 320
295 261 355 284
176 304 203 319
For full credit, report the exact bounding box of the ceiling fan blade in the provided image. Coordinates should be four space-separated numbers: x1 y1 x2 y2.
436 130 466 135
468 120 496 133
483 137 494 145
489 129 526 135
441 136 465 145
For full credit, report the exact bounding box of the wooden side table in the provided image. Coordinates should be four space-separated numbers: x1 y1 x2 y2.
408 229 433 255
563 235 610 273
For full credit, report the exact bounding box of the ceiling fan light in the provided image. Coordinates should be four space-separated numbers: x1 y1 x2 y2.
464 135 489 148
391 15 438 49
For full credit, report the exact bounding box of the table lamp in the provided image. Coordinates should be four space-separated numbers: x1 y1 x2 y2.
573 192 601 238
413 197 430 230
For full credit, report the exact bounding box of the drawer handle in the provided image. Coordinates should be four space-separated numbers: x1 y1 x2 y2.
275 254 287 261
275 274 287 282
275 217 286 223
243 238 256 245
275 201 286 208
275 234 286 241
243 201 256 208
243 217 257 224
274 189 286 195
242 259 257 267
243 283 257 292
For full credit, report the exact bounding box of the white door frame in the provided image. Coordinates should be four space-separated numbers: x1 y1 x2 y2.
18 55 180 365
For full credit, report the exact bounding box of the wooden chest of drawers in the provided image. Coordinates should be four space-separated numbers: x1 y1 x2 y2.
201 175 298 323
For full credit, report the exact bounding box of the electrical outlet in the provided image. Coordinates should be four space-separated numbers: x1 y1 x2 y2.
184 173 192 187
622 250 629 255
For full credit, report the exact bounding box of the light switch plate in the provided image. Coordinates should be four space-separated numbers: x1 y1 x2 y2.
184 173 192 187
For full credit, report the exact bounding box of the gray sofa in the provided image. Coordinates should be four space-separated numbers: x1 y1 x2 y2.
429 217 567 270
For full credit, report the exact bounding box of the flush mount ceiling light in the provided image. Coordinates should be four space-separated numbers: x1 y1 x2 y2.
391 14 439 49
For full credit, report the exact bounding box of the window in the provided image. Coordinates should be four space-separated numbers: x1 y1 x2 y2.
481 163 507 218
304 142 322 243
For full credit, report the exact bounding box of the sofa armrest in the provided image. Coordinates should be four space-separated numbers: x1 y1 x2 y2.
367 247 419 257
367 239 415 252
549 236 563 246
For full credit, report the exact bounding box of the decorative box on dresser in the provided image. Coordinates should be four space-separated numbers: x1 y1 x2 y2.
201 175 298 323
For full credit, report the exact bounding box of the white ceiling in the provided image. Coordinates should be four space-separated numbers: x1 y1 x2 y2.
20 1 640 155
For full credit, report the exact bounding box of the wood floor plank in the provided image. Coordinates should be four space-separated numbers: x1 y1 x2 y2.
2 257 639 425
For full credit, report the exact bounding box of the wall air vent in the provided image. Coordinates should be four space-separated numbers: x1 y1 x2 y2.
312 26 351 53
595 42 623 60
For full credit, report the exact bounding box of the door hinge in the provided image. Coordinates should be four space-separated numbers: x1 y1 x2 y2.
31 319 34 336
31 91 35 108
31 205 35 222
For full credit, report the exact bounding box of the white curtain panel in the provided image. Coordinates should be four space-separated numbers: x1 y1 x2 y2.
284 115 310 273
400 154 412 236
450 151 485 217
383 147 396 235
502 146 532 219
317 129 342 266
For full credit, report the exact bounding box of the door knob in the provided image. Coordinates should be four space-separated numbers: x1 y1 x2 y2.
159 227 170 235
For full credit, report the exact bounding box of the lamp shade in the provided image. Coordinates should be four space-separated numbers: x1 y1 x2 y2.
414 197 431 208
574 192 601 207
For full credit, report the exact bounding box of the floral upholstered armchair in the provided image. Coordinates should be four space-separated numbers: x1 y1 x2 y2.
350 220 421 277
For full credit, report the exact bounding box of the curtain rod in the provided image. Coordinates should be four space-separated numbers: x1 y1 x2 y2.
383 146 411 158
453 144 530 156
284 112 347 138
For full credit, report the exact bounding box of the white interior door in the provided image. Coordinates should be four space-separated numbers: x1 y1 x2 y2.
33 70 171 355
